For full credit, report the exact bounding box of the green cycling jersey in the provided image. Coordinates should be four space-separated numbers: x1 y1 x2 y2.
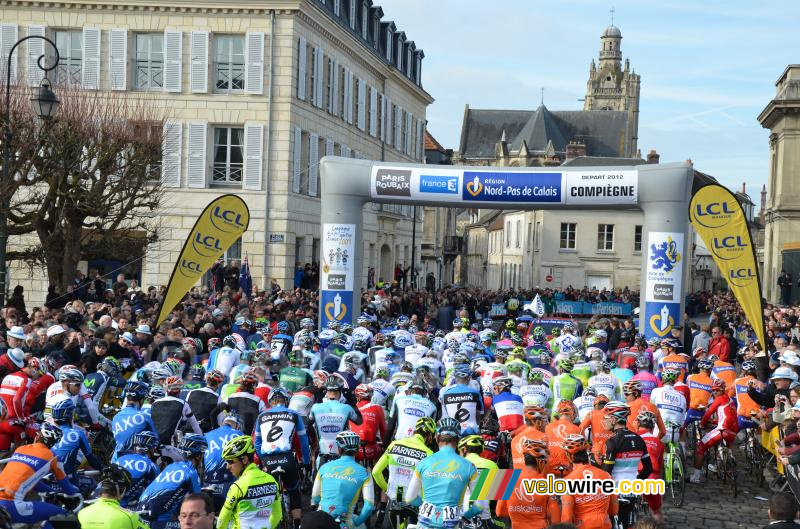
278 366 311 393
217 463 282 529
372 433 433 500
78 497 149 529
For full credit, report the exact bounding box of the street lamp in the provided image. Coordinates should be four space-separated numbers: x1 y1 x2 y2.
0 36 60 306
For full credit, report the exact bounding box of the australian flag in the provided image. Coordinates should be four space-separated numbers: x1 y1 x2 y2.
239 254 252 296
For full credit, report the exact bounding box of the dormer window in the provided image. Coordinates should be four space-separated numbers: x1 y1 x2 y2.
386 29 392 61
396 37 403 68
349 0 356 30
361 3 368 39
334 0 340 16
373 17 380 49
406 47 412 77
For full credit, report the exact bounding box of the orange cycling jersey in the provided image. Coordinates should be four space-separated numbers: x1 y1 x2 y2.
0 442 68 501
496 466 560 529
712 361 737 395
580 409 612 463
734 376 761 418
687 373 713 410
626 398 666 437
659 354 689 382
545 418 580 476
561 463 618 529
510 426 548 469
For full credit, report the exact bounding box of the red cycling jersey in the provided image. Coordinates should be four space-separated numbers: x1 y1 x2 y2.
349 400 386 462
0 371 31 419
25 372 54 416
701 394 738 432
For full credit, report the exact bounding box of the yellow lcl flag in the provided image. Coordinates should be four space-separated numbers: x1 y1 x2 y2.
156 194 250 326
689 184 765 348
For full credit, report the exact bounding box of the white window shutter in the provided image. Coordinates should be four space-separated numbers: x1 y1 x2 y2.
395 106 402 150
331 60 339 116
186 122 208 188
326 138 334 156
243 123 263 190
244 32 264 95
380 94 385 141
161 122 182 188
164 30 182 93
190 31 208 93
315 48 324 108
417 119 424 160
369 87 377 137
292 126 302 193
297 37 307 100
385 98 392 145
81 27 100 89
310 46 318 105
342 145 350 157
26 25 44 87
109 28 127 90
405 112 412 154
0 24 18 84
345 67 353 124
327 59 334 113
357 78 366 130
308 133 319 197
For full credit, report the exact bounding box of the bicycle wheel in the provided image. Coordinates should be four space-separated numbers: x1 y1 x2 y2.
670 455 685 507
721 448 737 498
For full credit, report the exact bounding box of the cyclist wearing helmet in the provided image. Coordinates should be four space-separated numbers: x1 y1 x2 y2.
0 358 42 450
368 367 396 410
610 355 635 388
312 431 375 529
587 361 619 401
686 358 714 424
310 377 362 465
228 348 257 389
404 418 484 528
226 371 267 434
444 320 466 347
0 421 80 526
600 401 651 529
387 378 437 441
734 360 762 429
551 357 583 418
338 353 366 388
511 405 548 469
77 464 148 529
349 384 386 465
561 434 618 529
404 332 430 366
116 431 160 508
219 435 282 529
630 354 658 401
479 416 505 464
649 368 688 445
690 378 738 484
656 340 689 382
477 352 508 400
270 322 295 365
570 350 595 388
184 363 206 392
203 413 245 510
108 379 154 458
84 356 125 409
636 410 665 523
151 375 202 446
352 316 374 348
458 434 501 527
498 438 559 529
416 349 446 385
545 400 581 477
372 416 434 522
579 394 612 465
440 366 483 435
711 354 737 392
187 369 225 433
255 388 310 526
574 387 597 423
206 335 242 378
50 399 103 480
492 375 524 432
622 379 666 437
279 350 313 393
140 434 206 529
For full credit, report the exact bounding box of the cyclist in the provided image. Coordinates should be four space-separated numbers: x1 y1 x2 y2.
310 377 362 465
545 400 581 477
77 464 148 529
511 405 548 469
686 359 714 425
204 412 245 510
497 438 558 529
0 421 81 528
151 375 202 447
636 410 665 523
84 357 124 408
734 360 762 430
657 339 689 382
600 401 651 529
519 368 552 410
116 431 160 508
579 394 611 465
0 358 39 450
710 354 737 392
622 379 666 439
561 434 618 529
690 379 738 484
50 399 103 478
551 358 583 418
631 355 658 401
457 435 502 529
574 386 597 423
387 379 437 441
255 388 310 527
588 360 619 400
369 367 396 411
112 380 156 458
312 431 375 529
349 384 386 465
439 366 483 434
279 351 313 393
187 369 225 433
226 371 266 434
218 435 282 529
183 364 206 393
491 376 524 432
139 434 207 529
650 368 688 445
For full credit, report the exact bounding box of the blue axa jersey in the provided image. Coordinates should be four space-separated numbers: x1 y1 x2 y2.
203 425 244 483
52 424 95 475
316 455 371 518
140 461 201 522
116 453 159 508
112 406 157 455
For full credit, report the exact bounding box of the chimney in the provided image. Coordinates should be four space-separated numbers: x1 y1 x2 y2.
565 140 586 160
760 184 767 225
742 182 746 195
646 149 660 164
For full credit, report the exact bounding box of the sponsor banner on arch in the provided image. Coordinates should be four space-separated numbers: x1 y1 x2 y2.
690 184 765 348
642 231 684 339
157 194 250 326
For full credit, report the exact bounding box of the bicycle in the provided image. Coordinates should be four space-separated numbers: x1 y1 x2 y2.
385 495 417 529
702 435 737 498
742 420 764 477
271 466 293 529
662 421 685 507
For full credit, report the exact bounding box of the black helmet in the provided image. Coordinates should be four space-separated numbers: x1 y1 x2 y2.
99 464 133 497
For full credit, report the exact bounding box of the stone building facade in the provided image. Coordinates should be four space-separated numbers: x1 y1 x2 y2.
0 0 431 303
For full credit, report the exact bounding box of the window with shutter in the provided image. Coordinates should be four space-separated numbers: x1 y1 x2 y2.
417 119 424 160
0 24 18 85
349 0 357 30
297 37 307 100
81 27 100 89
327 58 335 114
161 122 182 188
344 67 353 124
405 112 412 154
214 35 244 92
187 122 208 188
164 30 182 93
369 87 377 137
54 30 81 86
135 33 164 90
385 98 392 146
26 26 44 87
212 127 244 185
385 29 392 61
109 28 127 90
326 138 334 156
361 3 368 39
380 94 385 141
334 0 341 16
308 133 319 197
310 46 318 104
394 106 402 150
244 32 264 94
190 31 209 93
318 48 325 108
357 78 365 130
243 123 263 190
292 126 302 193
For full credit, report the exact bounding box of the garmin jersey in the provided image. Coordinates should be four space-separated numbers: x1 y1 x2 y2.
255 405 310 463
310 400 360 455
492 391 524 432
207 346 241 378
390 394 438 440
519 383 552 408
439 384 483 435
588 373 619 400
139 461 201 522
204 425 244 483
369 379 396 408
117 453 159 508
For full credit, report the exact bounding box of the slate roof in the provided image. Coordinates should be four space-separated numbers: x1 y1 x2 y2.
459 105 630 159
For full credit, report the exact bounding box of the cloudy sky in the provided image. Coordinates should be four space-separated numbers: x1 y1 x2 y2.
379 0 799 197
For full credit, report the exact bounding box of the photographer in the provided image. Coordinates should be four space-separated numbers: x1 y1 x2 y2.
748 367 796 407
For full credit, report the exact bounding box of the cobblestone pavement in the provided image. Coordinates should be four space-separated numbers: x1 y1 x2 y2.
662 447 771 529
